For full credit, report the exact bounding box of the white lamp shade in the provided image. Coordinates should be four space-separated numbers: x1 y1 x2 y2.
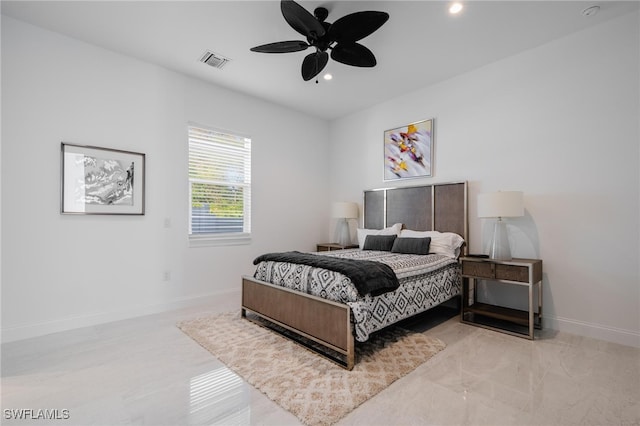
332 202 359 219
477 191 524 218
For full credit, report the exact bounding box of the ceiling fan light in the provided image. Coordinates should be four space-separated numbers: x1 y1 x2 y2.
323 73 333 81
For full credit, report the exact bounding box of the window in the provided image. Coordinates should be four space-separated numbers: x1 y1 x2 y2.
188 124 251 245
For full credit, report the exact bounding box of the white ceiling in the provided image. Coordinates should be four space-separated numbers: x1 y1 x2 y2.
2 1 638 120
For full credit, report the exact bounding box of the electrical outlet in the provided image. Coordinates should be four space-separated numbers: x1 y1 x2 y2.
163 271 171 281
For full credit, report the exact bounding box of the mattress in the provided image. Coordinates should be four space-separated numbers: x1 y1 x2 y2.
252 249 461 342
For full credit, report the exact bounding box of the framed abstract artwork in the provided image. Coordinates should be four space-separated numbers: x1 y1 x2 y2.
383 118 434 181
61 143 145 215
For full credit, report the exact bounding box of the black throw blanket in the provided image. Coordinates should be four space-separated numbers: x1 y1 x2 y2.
253 251 399 297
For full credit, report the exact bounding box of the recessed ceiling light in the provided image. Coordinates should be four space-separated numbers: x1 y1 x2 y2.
323 73 333 81
449 2 463 14
582 5 600 17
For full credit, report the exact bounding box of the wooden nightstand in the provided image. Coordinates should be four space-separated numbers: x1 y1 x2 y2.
460 257 543 340
316 243 359 252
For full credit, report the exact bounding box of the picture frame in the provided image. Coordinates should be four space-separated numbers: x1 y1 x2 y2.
61 143 146 215
383 118 434 181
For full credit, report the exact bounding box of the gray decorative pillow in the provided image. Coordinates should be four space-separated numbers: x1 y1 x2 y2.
362 234 397 251
391 237 431 255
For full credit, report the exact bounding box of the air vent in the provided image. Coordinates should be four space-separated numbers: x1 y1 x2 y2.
199 50 231 69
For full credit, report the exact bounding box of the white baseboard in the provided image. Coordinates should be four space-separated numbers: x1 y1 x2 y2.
1 289 237 344
545 315 640 348
4 293 639 349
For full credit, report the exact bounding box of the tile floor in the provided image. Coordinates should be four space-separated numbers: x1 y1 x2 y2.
2 291 639 425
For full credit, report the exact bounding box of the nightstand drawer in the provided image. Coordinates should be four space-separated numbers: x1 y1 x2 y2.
462 261 494 278
495 264 529 283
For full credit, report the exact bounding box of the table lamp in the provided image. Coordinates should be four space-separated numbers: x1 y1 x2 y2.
477 191 524 260
332 202 359 246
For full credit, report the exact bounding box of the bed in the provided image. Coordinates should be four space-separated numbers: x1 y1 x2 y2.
241 181 468 369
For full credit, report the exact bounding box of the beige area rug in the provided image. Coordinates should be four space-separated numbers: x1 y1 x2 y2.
177 311 445 426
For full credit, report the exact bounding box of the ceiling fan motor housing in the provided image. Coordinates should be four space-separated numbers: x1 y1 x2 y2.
314 7 329 22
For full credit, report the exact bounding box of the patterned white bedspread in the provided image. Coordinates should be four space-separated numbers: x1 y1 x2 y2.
253 249 461 342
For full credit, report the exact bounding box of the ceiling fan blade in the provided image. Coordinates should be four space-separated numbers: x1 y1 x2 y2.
250 40 310 53
328 11 389 43
331 43 377 67
301 51 329 81
281 0 326 40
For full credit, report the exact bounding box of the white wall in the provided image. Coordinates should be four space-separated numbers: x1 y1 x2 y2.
329 11 640 347
1 17 330 342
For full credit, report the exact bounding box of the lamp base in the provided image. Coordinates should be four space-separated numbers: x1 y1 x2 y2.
335 218 352 246
488 218 512 260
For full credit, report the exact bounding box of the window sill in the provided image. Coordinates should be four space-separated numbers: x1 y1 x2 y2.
189 233 251 248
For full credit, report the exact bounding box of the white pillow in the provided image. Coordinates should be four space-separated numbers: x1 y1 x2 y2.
399 230 465 258
357 223 402 248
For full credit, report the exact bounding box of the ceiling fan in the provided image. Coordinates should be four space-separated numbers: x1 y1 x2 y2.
250 0 389 82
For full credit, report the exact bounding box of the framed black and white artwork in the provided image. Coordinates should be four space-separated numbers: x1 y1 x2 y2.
61 143 145 215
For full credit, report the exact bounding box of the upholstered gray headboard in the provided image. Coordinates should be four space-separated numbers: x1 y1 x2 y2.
363 181 468 255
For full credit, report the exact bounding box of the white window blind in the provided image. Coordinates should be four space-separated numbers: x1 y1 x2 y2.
188 124 251 242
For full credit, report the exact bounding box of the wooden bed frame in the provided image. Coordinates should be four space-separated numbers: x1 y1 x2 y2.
241 181 468 370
